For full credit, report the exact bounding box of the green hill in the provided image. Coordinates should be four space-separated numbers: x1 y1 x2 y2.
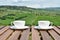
0 6 60 26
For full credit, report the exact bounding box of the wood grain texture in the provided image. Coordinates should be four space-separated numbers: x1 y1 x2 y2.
32 27 40 40
20 29 30 40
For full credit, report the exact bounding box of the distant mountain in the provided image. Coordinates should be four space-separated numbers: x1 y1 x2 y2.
44 7 60 11
0 6 38 12
0 6 37 10
0 6 60 11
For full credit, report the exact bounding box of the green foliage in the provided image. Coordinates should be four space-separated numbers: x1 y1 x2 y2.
0 6 60 26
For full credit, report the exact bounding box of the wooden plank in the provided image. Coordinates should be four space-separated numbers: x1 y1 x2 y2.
20 29 30 40
57 26 60 29
0 26 4 29
0 29 13 40
0 26 9 35
48 30 60 40
53 27 60 35
7 30 21 40
32 27 40 40
40 31 52 40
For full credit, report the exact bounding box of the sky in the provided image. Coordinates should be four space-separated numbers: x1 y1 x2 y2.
0 0 60 8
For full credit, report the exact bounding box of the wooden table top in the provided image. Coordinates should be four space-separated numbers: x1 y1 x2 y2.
0 26 31 40
32 26 60 40
0 26 60 40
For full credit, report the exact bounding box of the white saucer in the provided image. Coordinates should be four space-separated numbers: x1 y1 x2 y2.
34 26 54 29
10 26 29 29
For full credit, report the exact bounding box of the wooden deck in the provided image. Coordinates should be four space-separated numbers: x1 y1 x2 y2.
0 26 60 40
32 26 60 40
0 26 31 40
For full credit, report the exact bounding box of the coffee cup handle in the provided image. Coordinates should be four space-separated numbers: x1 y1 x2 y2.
50 22 53 26
11 22 13 26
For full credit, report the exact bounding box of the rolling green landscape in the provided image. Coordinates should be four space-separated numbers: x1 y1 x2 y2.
0 6 60 26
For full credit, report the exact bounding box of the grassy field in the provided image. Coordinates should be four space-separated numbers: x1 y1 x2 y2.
0 6 60 26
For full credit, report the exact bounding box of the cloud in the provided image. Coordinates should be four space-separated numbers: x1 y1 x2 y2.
22 0 32 1
0 0 60 8
26 4 40 8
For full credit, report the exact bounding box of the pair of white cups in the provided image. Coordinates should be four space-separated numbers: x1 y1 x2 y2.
11 20 53 29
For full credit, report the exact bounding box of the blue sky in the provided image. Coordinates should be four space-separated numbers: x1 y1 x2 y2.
0 0 60 8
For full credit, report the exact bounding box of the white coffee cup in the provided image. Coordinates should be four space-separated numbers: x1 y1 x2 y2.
38 21 50 28
11 20 25 28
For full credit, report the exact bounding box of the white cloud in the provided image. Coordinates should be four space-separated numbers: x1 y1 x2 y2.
26 4 40 8
11 0 18 2
7 0 20 3
0 0 60 8
22 0 32 1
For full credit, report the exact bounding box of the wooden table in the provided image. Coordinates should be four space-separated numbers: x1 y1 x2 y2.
0 26 60 40
0 26 31 40
32 26 60 40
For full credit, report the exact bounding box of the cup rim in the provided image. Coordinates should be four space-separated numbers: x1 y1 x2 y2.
13 20 25 22
38 21 50 22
